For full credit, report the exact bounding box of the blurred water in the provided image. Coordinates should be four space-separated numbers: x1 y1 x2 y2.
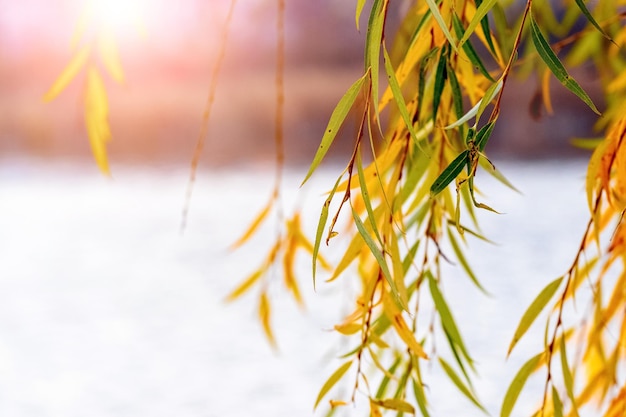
0 158 591 417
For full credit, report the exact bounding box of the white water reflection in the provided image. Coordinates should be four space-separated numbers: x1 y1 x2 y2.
0 159 590 416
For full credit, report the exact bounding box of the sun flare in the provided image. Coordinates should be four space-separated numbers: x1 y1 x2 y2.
85 0 148 37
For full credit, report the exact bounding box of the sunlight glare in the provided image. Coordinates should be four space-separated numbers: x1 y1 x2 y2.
86 0 148 37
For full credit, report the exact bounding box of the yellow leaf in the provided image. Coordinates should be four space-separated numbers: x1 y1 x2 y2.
225 269 264 301
43 45 90 102
97 30 125 83
314 360 353 409
230 199 273 248
84 67 111 174
259 292 276 348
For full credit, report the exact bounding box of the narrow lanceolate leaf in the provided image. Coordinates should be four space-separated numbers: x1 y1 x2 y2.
383 45 428 154
392 313 429 359
231 198 273 248
84 67 111 174
356 153 383 246
529 15 600 115
447 229 489 294
365 0 387 124
458 0 498 47
572 0 614 43
444 80 503 129
259 292 276 348
452 14 494 82
43 44 90 102
424 0 458 51
302 73 367 185
475 120 496 151
314 361 353 409
507 276 563 356
313 174 343 286
433 47 448 124
439 358 488 413
552 386 564 417
355 0 367 30
430 150 469 196
447 62 464 120
474 0 498 55
352 206 406 309
427 272 473 363
501 352 544 417
412 378 431 417
225 269 264 301
560 337 580 417
372 398 416 413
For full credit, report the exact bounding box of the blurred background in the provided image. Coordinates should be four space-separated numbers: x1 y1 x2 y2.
0 1 599 417
0 0 599 167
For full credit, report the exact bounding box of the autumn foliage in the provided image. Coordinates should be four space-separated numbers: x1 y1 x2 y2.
46 0 626 416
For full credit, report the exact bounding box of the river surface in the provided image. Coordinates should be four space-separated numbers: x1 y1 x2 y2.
0 158 592 417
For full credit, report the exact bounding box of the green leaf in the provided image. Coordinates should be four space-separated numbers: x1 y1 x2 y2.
427 272 473 364
433 46 448 124
375 357 402 398
572 0 614 43
452 14 494 82
302 73 368 185
447 228 489 294
365 0 387 125
474 0 498 55
560 337 580 417
444 80 503 130
383 45 429 154
439 358 488 413
372 398 415 413
424 0 458 51
314 360 353 409
475 121 496 151
500 352 544 417
352 205 405 309
355 0 367 30
507 276 563 356
356 152 383 246
552 386 564 417
447 61 465 121
529 15 600 115
412 377 431 417
430 150 469 196
478 155 520 193
313 174 344 287
458 0 498 48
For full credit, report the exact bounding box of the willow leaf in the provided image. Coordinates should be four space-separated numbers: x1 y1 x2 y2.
447 228 489 294
356 152 383 247
552 386 564 417
355 0 367 30
507 276 563 356
430 150 469 196
475 0 498 55
313 174 344 287
383 45 428 154
352 206 404 309
444 80 503 129
478 155 519 193
452 14 494 82
427 272 473 363
424 0 458 51
43 45 90 102
412 378 431 417
501 352 544 417
447 61 465 121
302 73 367 185
529 15 600 115
560 337 580 417
459 0 498 47
573 0 613 42
314 361 353 409
475 120 496 151
375 357 402 398
365 0 387 124
373 398 415 413
433 47 448 124
439 358 488 413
